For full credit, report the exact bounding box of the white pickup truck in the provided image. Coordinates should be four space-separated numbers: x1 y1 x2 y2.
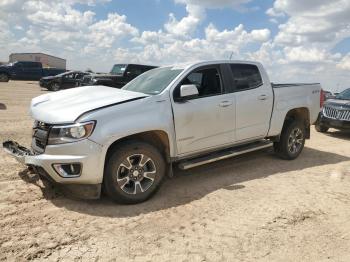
3 60 322 204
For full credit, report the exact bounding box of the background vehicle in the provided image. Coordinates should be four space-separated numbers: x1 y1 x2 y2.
315 88 350 132
81 64 157 88
323 90 334 100
40 71 90 91
3 60 321 204
0 61 65 82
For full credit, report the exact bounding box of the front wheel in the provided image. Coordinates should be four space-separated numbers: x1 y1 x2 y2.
0 73 9 82
274 120 306 160
49 82 60 91
103 141 166 204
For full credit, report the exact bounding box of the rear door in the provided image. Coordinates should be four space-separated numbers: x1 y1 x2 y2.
172 64 236 155
227 63 273 141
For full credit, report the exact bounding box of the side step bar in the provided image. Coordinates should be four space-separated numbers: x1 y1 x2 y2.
178 140 272 170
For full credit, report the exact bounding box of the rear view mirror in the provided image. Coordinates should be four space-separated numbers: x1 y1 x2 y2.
180 84 199 99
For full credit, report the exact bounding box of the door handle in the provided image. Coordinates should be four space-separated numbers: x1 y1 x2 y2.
258 94 268 100
219 101 232 107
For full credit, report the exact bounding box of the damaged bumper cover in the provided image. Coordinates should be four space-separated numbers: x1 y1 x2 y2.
2 140 103 199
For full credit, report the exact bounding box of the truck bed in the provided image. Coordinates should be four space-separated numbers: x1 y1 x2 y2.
267 82 322 137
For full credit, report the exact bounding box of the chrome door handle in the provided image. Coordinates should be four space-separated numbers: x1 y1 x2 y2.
258 95 268 100
219 101 232 107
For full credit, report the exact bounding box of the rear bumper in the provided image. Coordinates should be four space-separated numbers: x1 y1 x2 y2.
319 114 350 130
3 139 104 199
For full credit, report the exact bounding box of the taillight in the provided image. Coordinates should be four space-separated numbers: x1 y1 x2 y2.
320 89 325 108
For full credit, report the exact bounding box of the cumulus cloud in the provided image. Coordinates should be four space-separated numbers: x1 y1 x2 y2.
175 0 251 9
268 0 350 47
0 0 349 91
337 53 350 70
164 4 205 37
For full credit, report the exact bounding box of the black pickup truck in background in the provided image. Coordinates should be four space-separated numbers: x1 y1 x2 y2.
0 61 65 82
80 64 157 88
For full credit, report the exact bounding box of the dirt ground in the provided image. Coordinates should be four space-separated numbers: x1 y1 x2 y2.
0 81 350 261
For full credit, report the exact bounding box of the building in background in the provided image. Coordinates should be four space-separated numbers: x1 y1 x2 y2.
9 53 66 69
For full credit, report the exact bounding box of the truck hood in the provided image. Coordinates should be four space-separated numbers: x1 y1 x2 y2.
30 85 148 124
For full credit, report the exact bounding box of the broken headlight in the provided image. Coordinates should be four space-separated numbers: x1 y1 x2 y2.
48 121 95 145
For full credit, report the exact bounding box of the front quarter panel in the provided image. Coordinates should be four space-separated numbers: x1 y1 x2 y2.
78 94 176 160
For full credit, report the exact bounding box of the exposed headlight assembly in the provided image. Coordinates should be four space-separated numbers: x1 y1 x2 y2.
48 121 95 145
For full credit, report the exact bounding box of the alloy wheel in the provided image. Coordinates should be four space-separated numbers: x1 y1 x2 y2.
287 127 304 154
116 154 157 195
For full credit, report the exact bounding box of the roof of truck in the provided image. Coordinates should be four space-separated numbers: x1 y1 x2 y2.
168 60 261 70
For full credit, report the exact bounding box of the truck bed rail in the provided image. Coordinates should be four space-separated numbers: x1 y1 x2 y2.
272 83 320 88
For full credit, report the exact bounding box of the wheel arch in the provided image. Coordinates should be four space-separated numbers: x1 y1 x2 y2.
283 107 310 139
104 130 171 166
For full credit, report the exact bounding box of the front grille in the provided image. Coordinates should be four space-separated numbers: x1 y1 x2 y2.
323 106 350 121
32 121 51 154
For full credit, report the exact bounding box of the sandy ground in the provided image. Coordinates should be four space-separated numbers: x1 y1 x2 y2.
0 81 350 261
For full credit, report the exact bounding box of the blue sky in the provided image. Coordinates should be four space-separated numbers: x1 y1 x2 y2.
0 0 349 91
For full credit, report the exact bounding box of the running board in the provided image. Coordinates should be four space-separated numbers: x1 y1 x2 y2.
178 140 272 170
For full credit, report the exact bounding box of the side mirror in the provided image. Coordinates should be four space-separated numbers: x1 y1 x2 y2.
180 84 199 99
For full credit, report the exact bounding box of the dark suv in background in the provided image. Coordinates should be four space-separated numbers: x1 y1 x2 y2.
316 88 350 132
81 64 157 88
39 71 90 91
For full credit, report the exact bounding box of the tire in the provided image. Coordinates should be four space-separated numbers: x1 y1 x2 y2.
315 123 329 133
49 82 60 91
0 73 9 82
103 141 166 204
274 120 306 160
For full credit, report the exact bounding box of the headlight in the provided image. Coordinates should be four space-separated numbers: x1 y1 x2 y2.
48 121 95 145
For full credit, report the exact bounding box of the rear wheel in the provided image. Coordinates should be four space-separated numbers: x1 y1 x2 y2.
49 82 60 91
103 141 166 204
274 120 306 160
0 73 9 82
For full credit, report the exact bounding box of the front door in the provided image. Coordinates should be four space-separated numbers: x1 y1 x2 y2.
172 65 236 155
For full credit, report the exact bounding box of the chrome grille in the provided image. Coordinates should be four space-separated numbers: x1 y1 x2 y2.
323 106 350 121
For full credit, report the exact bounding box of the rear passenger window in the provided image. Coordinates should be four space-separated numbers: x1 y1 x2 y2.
230 64 263 91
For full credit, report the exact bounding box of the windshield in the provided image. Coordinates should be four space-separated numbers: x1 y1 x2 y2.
55 71 72 77
335 88 350 100
110 64 127 75
122 67 183 95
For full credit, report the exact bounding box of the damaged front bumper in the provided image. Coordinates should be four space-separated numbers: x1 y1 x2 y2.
2 140 103 199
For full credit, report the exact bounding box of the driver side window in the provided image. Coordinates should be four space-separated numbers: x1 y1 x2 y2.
175 67 222 99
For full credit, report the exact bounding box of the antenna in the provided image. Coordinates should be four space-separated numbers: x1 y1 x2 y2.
229 52 234 60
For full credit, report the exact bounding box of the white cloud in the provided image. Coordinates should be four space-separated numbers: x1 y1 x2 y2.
0 0 349 92
337 53 350 70
164 4 205 36
269 0 350 47
175 0 251 9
